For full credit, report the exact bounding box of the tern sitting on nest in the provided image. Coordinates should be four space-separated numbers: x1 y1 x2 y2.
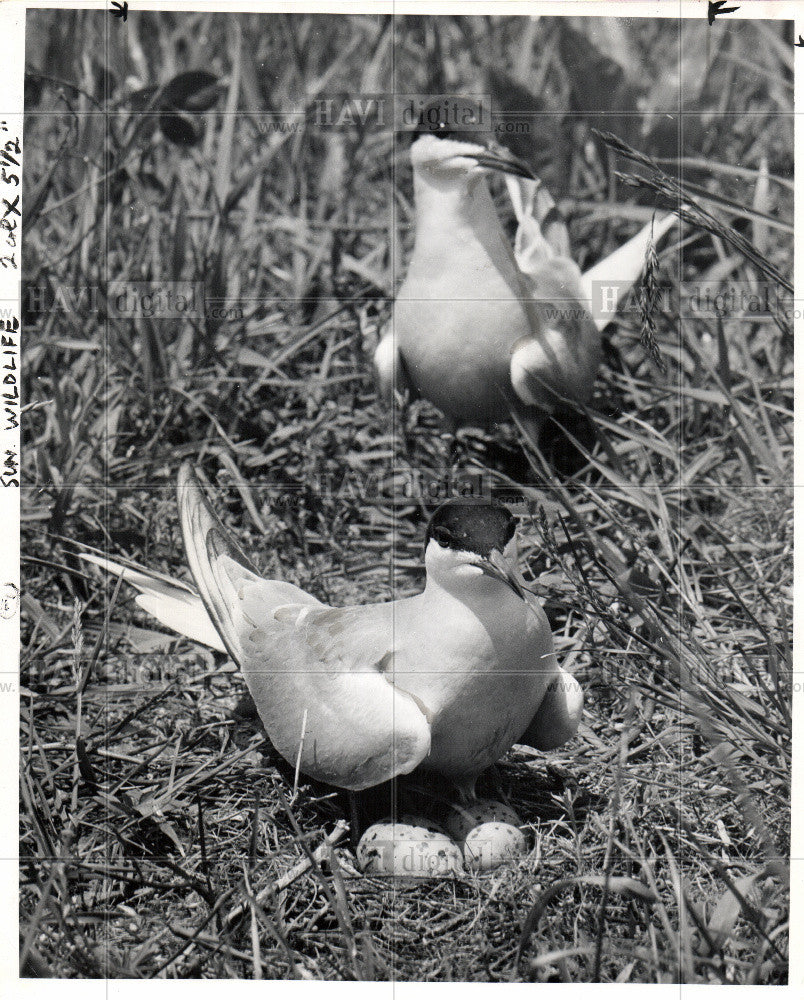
81 463 583 873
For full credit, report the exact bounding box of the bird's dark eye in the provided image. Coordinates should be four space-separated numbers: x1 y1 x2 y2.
412 99 485 141
432 525 453 546
414 115 455 140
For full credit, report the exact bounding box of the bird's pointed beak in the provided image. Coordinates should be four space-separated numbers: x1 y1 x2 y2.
467 143 536 180
476 548 529 600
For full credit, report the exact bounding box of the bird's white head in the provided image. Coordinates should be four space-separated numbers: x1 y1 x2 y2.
423 497 527 599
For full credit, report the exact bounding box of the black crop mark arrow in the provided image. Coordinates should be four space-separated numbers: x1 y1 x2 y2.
708 1 739 25
796 35 804 48
110 1 128 22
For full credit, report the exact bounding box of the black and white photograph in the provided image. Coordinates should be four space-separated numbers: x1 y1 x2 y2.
12 1 797 987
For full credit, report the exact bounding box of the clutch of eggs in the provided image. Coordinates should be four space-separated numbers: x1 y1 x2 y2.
356 802 528 876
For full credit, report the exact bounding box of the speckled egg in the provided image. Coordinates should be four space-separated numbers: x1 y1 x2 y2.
443 798 523 843
357 818 464 877
462 821 527 872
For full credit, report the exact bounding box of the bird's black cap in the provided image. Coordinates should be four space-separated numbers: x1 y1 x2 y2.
408 97 537 179
411 97 490 145
425 497 517 558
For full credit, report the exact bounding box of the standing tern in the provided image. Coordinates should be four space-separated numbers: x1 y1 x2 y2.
375 99 675 441
80 463 583 799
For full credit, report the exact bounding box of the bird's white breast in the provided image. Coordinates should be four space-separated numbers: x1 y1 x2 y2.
390 582 558 779
394 173 534 425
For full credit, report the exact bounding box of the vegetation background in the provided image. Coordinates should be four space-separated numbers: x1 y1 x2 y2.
20 9 792 983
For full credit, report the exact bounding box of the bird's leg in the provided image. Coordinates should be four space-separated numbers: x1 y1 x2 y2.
515 411 546 454
440 430 458 472
389 388 415 465
347 791 363 852
444 425 489 474
347 778 400 849
437 414 463 471
452 778 478 807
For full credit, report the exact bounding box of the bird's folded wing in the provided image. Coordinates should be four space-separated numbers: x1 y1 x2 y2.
509 301 602 412
177 464 430 791
373 324 397 403
219 578 432 791
373 323 414 403
516 666 583 752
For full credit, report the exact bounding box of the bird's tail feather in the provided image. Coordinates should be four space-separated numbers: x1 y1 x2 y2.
177 462 261 664
78 550 225 652
581 212 676 332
